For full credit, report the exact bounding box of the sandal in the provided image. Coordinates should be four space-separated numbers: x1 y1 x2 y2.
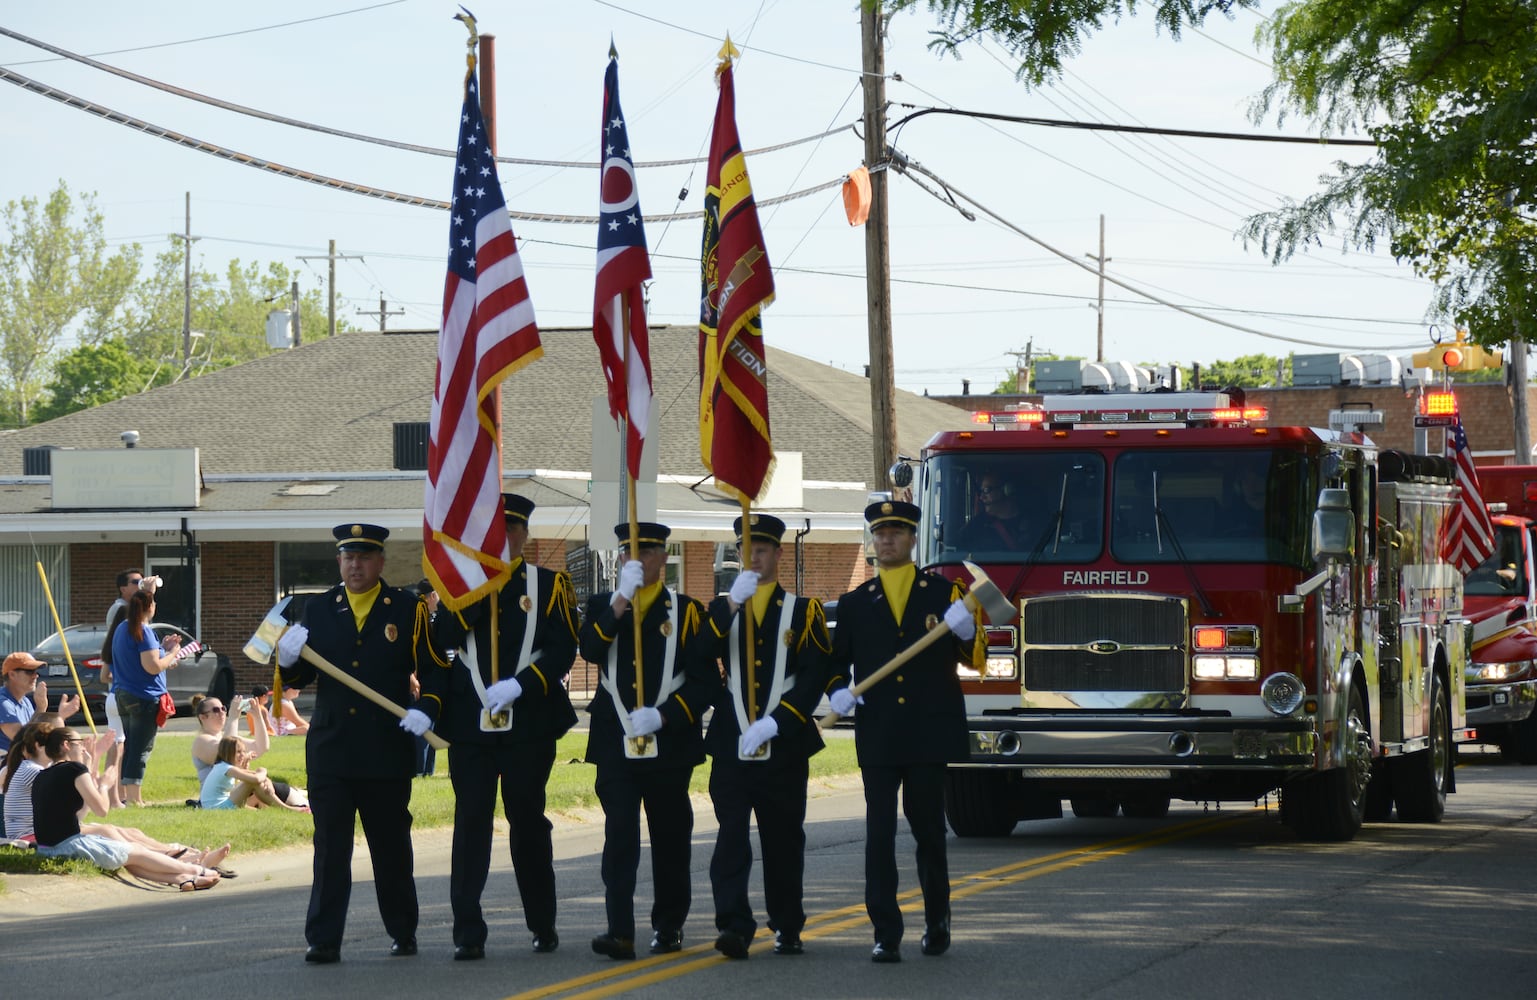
212 866 238 878
168 845 190 860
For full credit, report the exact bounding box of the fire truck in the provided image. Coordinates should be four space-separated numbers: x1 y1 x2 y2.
909 388 1473 842
1461 466 1537 763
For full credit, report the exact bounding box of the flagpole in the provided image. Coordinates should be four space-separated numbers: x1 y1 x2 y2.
740 494 757 722
481 31 504 687
623 305 644 707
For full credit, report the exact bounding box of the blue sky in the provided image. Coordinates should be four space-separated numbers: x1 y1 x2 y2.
1 0 1442 394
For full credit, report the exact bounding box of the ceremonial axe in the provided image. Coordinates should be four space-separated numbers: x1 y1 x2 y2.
818 560 1017 730
245 597 449 751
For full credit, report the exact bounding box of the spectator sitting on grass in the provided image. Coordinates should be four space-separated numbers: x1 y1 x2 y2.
275 686 309 735
245 685 278 737
191 693 270 784
4 719 231 868
32 726 222 890
200 736 309 811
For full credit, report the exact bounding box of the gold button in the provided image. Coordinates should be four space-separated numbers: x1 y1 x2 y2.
896 675 904 683
897 697 906 705
349 707 357 715
351 661 360 668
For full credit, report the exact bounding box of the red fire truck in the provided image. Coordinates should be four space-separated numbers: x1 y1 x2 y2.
1461 466 1537 762
911 390 1473 841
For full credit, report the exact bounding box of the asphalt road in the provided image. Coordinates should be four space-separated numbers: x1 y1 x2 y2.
5 748 1536 1000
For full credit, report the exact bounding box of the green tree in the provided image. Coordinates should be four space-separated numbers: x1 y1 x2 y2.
886 1 1257 85
1183 353 1288 388
0 181 141 425
32 338 162 422
1241 1 1537 347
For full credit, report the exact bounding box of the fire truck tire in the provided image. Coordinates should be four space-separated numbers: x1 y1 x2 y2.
1284 682 1370 841
1070 797 1120 819
1118 793 1171 819
1393 671 1451 822
1506 712 1537 765
943 770 1017 837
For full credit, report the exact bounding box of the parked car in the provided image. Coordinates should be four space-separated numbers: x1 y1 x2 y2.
33 622 237 724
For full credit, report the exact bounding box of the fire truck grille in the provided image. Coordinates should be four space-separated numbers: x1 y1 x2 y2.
1020 594 1187 693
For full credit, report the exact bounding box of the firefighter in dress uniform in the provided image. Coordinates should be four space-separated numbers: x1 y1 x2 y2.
579 522 716 961
277 522 447 965
419 493 580 961
696 513 833 960
826 500 983 963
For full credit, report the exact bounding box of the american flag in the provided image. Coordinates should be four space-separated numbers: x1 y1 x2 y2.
593 51 653 482
1445 415 1497 574
424 72 542 612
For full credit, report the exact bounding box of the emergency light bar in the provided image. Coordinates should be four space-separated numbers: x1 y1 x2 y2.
971 404 1266 428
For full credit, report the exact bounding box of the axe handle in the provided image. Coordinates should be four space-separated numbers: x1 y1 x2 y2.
300 647 450 750
817 622 954 731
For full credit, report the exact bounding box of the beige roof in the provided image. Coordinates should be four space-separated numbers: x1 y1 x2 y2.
0 325 972 540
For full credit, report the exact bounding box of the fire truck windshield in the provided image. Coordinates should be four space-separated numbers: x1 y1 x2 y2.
1111 449 1312 566
926 452 1106 564
1465 522 1525 596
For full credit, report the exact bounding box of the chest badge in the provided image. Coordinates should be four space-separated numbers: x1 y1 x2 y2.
783 629 795 648
520 594 534 613
660 620 673 637
925 613 939 631
384 623 399 643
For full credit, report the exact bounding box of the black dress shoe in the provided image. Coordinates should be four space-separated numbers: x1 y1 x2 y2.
773 935 803 956
922 913 951 956
649 929 683 954
531 931 559 953
591 934 636 961
304 945 340 965
714 930 750 960
871 942 901 964
453 944 485 961
389 938 417 957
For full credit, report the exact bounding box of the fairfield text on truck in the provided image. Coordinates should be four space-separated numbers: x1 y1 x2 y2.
907 387 1475 842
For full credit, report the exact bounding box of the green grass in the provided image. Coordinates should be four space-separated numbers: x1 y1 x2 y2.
0 729 858 886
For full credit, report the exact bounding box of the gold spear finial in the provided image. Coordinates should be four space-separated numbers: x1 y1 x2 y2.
716 33 740 74
455 6 479 75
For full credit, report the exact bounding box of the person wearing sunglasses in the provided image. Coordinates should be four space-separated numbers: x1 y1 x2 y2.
1 651 77 832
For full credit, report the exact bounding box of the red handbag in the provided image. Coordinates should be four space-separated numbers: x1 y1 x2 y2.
155 691 177 727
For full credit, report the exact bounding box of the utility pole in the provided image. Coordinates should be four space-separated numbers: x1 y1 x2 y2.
291 281 302 347
861 2 898 492
1512 339 1530 462
357 294 404 333
167 192 201 373
297 239 362 338
1006 341 1034 395
1085 214 1110 362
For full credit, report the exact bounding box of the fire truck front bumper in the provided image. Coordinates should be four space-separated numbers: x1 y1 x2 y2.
965 713 1318 772
1465 679 1537 727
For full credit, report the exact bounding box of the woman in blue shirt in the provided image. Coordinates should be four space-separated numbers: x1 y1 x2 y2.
111 590 181 805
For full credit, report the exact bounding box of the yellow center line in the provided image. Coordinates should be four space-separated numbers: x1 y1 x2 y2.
505 808 1263 1000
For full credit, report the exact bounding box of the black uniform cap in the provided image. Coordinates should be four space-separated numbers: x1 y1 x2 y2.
502 492 535 523
864 500 920 531
333 522 389 551
734 513 786 546
614 521 671 548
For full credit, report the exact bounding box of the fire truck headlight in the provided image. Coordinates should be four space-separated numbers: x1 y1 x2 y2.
1193 656 1227 680
1473 662 1513 682
1225 656 1259 680
1261 672 1306 715
985 656 1018 680
1193 655 1259 680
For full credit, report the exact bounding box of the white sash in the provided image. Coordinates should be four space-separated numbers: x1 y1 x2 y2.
600 588 682 738
462 567 540 709
727 592 796 734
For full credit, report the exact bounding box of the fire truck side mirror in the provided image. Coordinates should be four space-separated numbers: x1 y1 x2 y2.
1312 488 1356 561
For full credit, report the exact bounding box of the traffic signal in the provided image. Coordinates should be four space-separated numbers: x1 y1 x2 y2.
1411 333 1503 371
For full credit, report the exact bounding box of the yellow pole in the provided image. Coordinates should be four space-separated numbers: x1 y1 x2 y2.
34 561 97 736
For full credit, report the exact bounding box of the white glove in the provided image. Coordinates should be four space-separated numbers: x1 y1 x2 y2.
830 687 857 717
629 706 663 736
944 598 977 642
399 709 432 736
616 560 645 601
739 715 778 755
277 624 309 668
485 676 522 715
728 570 760 606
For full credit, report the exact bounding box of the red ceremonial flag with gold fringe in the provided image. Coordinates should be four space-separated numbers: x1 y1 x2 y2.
698 53 775 503
424 67 542 611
